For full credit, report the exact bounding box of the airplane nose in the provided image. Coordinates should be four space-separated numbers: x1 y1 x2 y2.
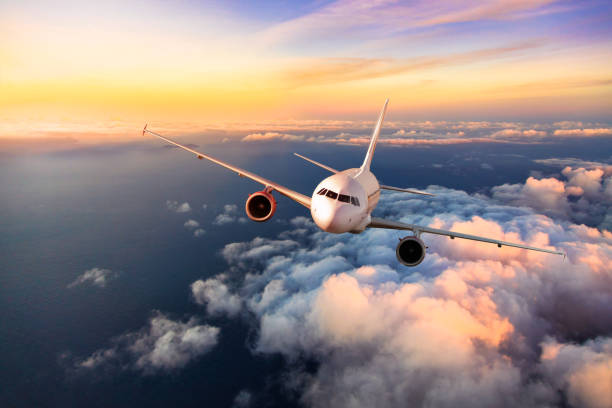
312 202 354 233
312 200 335 231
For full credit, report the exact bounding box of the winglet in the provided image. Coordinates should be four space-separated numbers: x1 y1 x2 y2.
359 99 389 173
142 124 148 136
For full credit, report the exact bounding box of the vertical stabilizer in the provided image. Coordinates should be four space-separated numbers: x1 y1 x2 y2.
360 99 389 173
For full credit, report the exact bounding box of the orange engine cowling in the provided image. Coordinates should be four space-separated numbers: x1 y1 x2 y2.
245 190 277 222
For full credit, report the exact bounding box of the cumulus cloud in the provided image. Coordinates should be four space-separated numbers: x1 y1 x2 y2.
191 275 242 317
198 182 612 408
166 200 191 213
540 337 612 408
68 268 118 288
213 204 247 225
77 312 219 374
492 165 612 229
232 390 252 408
184 219 200 229
193 228 206 237
242 132 304 142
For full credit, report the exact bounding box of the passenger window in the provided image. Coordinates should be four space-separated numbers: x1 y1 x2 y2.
338 194 350 203
317 188 327 195
326 190 338 199
351 197 360 206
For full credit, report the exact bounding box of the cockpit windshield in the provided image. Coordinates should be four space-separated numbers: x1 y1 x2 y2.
338 194 350 203
325 190 338 199
319 189 360 206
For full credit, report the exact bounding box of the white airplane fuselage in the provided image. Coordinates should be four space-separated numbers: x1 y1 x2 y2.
311 168 380 233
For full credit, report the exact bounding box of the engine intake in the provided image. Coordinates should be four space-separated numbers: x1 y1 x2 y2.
396 236 426 266
245 190 276 222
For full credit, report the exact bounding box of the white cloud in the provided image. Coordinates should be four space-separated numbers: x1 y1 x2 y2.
68 267 118 288
200 181 612 408
77 312 219 374
193 228 206 237
242 132 304 142
224 204 238 213
492 165 612 229
540 337 612 408
191 275 242 317
184 219 200 229
213 204 241 225
232 390 252 408
213 214 236 226
553 128 612 137
166 200 191 213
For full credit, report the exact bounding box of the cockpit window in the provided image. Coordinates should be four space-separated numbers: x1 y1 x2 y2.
338 194 350 203
325 190 338 199
317 188 327 195
351 196 360 207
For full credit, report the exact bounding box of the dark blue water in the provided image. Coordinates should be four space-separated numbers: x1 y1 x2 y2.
1 136 610 406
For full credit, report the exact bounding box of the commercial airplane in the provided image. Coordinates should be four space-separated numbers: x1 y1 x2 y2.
144 99 563 266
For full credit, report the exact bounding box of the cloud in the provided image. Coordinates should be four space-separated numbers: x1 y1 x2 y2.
193 228 206 237
232 390 252 408
242 132 304 142
191 275 242 317
213 204 247 225
184 219 200 229
77 312 219 374
283 41 543 87
257 1 558 48
166 200 191 213
235 120 610 148
553 128 612 137
534 158 612 170
492 165 612 229
196 180 612 408
67 268 118 288
540 337 612 408
490 129 547 139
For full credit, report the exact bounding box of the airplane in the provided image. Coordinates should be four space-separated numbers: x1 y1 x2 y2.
144 99 563 266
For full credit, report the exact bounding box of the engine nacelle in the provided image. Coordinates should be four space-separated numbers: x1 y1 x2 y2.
245 190 277 222
396 236 426 266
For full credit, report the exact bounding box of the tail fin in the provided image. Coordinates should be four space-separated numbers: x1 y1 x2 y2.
360 99 389 173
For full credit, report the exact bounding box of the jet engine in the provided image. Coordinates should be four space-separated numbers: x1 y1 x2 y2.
245 190 277 222
396 236 426 266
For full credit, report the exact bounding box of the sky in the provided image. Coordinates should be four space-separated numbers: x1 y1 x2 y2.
1 0 612 143
1 1 612 408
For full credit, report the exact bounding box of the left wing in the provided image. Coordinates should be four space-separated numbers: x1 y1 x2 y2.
144 125 311 209
368 217 564 255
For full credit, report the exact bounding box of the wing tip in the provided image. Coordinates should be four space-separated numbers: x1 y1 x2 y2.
142 123 148 136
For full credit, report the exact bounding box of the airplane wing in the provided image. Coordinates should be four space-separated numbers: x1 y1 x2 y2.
379 185 435 196
367 217 564 255
144 125 311 209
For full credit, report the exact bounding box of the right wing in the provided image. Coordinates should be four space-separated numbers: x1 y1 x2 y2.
145 126 311 209
380 185 435 196
294 153 338 173
368 217 564 256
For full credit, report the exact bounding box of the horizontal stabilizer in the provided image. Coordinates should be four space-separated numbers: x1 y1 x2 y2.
380 185 435 196
294 153 338 173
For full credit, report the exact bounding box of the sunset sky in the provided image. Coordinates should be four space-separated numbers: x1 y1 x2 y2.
2 2 612 407
2 0 611 141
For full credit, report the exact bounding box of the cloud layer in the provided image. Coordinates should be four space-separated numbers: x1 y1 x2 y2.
197 177 611 407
